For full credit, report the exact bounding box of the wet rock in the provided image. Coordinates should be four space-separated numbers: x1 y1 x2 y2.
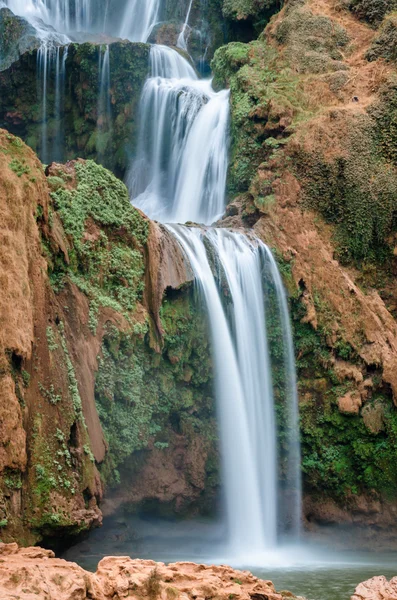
0 8 41 71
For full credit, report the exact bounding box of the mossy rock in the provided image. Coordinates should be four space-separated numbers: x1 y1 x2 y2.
274 5 350 74
345 0 397 26
0 8 41 72
0 41 150 176
367 14 397 62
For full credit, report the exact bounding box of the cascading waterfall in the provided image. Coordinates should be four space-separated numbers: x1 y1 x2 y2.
167 226 301 557
1 0 160 41
2 0 302 560
127 44 230 225
124 0 302 556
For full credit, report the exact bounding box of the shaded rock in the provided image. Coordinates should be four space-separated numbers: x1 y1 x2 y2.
0 8 41 71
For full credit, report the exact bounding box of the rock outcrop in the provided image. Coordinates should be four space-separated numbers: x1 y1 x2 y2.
0 133 216 544
0 542 296 600
351 576 397 600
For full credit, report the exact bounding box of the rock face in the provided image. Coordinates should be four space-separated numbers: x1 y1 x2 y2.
351 576 397 600
0 8 41 71
0 133 217 545
0 543 290 600
0 41 150 176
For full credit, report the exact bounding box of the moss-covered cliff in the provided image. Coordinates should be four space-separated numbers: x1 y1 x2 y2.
0 131 218 546
0 41 149 176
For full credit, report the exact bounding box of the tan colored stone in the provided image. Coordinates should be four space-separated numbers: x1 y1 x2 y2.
0 544 284 600
351 575 397 600
338 392 362 415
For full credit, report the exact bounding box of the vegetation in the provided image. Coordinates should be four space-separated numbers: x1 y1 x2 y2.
49 160 148 320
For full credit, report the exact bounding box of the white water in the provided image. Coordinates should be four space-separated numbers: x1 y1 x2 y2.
97 45 112 160
167 226 301 558
177 0 194 51
119 0 160 42
121 0 301 554
0 0 160 42
128 45 230 225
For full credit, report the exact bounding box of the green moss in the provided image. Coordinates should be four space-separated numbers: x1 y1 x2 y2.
212 39 306 195
223 0 281 22
367 14 397 62
0 41 150 176
49 160 148 318
9 157 30 177
95 291 217 490
346 0 397 26
293 112 397 263
291 296 397 499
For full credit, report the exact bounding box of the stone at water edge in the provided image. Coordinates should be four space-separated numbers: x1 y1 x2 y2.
351 575 397 599
0 542 304 600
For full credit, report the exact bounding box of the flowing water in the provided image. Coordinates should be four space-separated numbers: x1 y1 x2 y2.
0 0 159 40
166 226 301 556
97 44 112 161
126 45 230 224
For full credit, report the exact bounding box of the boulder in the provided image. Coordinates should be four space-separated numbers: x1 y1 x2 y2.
351 575 397 599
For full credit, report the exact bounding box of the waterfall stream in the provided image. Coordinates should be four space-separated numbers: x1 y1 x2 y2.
126 44 230 224
2 0 302 560
165 226 301 555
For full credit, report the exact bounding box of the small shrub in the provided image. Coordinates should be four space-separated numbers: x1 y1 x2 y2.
144 568 161 599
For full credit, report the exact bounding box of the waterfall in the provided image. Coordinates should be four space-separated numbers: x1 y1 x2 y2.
127 45 230 225
54 45 68 162
167 225 301 556
177 0 194 51
125 2 302 556
1 0 160 41
3 0 302 560
36 43 68 163
119 0 160 42
97 45 112 161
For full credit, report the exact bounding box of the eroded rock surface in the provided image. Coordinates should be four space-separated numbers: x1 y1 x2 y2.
351 575 397 600
0 542 294 600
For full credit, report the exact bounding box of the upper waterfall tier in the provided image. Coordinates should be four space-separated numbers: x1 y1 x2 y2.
0 0 161 42
128 45 230 226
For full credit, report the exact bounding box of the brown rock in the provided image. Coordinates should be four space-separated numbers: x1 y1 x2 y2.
338 392 362 415
362 401 386 435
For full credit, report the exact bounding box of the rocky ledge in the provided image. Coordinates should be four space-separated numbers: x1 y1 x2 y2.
0 543 305 600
